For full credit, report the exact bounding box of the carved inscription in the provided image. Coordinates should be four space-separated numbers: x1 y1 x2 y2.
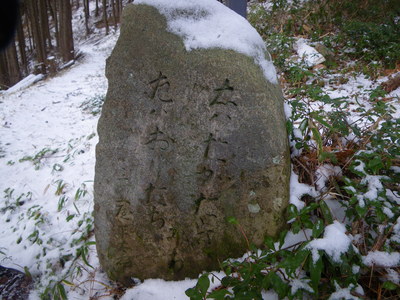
115 200 134 225
195 78 239 209
196 214 217 244
149 205 165 229
144 126 173 151
144 183 155 203
203 133 228 158
196 164 214 183
209 79 237 106
148 72 173 103
142 71 175 234
142 183 171 207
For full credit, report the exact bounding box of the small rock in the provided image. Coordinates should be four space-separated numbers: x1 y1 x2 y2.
294 38 326 68
315 43 336 65
0 265 33 300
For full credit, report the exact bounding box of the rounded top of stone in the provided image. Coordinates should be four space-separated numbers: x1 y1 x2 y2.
134 0 278 84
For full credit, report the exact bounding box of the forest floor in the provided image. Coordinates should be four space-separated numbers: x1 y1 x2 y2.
0 2 399 300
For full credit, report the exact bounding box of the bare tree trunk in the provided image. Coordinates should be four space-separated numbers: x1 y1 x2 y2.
84 0 91 35
6 40 22 84
0 39 22 87
102 0 109 34
95 0 99 17
0 52 9 89
48 0 60 48
111 0 117 29
39 0 52 49
26 0 47 74
59 0 74 62
16 14 28 75
26 11 34 53
115 0 121 22
118 0 123 17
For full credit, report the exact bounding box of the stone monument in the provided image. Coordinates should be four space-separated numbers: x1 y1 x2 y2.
94 0 290 285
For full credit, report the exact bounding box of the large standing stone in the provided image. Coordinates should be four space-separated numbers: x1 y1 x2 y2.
94 1 290 285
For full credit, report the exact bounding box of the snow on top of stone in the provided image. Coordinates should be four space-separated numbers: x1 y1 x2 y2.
134 0 278 84
294 38 325 67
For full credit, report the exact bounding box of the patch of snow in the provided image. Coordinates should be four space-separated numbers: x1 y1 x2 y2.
344 185 357 194
352 265 360 274
355 284 364 296
363 251 400 267
391 166 400 173
361 175 385 201
121 278 197 300
290 128 304 157
356 194 366 208
261 290 279 300
383 205 394 218
315 164 342 192
386 268 399 284
289 169 318 210
134 0 278 84
328 283 360 300
294 38 325 68
353 159 366 174
391 217 400 243
283 101 292 118
290 278 313 295
121 272 224 300
307 221 351 263
386 189 400 205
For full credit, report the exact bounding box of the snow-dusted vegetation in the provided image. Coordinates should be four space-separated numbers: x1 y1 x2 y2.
0 0 399 299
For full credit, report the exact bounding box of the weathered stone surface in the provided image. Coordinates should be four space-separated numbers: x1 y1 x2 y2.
94 3 290 284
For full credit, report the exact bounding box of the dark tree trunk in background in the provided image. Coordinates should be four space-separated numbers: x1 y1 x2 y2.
0 53 8 88
16 14 28 76
119 0 123 16
111 0 117 29
59 0 74 62
2 39 21 87
6 40 21 85
48 0 60 48
113 0 122 25
116 0 121 22
84 0 91 35
103 0 109 34
95 0 100 17
26 0 47 74
39 0 52 50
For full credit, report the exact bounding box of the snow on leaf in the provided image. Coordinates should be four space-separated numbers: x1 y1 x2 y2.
307 221 351 263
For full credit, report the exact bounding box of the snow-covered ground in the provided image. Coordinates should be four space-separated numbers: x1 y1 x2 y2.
0 31 113 298
1 1 399 299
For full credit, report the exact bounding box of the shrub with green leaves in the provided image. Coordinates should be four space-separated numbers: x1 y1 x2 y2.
342 21 400 68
